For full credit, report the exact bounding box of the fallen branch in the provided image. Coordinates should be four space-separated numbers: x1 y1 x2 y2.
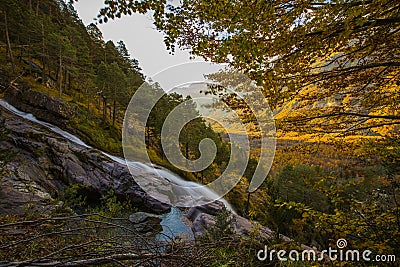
3 253 183 267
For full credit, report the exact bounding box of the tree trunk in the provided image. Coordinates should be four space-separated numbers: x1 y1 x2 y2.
67 71 71 90
185 142 189 169
59 48 63 98
18 46 22 62
112 99 116 127
4 12 16 73
112 88 116 127
55 65 59 81
86 94 91 119
64 69 68 91
41 20 46 81
36 0 40 16
145 126 150 148
28 39 32 75
102 97 107 124
243 191 251 218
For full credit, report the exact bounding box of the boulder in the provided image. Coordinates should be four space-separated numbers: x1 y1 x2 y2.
190 213 216 236
186 201 227 236
129 212 162 233
186 200 275 239
186 200 226 221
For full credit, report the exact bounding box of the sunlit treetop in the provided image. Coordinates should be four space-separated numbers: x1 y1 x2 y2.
89 0 400 134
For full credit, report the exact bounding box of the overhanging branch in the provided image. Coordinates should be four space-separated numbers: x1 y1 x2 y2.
290 112 400 122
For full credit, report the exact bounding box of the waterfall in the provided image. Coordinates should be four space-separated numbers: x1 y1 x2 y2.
0 99 233 211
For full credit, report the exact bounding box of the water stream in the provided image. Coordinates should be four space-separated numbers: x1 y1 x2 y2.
0 99 230 240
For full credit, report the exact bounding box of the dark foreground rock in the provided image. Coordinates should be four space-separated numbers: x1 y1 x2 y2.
0 106 171 215
129 212 163 233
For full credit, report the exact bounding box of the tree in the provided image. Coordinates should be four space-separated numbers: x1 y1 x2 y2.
87 23 104 45
96 0 400 133
47 30 76 97
86 22 106 67
96 62 128 126
109 62 128 127
104 40 120 64
0 0 32 73
117 40 141 73
116 40 144 107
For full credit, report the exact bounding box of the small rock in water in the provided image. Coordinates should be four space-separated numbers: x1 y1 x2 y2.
129 212 162 233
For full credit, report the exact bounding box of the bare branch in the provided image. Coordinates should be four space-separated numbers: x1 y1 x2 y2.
4 253 184 267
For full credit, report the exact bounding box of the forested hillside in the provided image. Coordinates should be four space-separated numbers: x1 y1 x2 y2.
0 0 146 154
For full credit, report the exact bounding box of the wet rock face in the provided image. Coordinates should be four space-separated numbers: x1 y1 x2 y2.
0 107 171 215
4 87 77 124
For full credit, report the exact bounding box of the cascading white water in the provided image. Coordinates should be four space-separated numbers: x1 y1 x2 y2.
0 99 90 148
0 99 233 212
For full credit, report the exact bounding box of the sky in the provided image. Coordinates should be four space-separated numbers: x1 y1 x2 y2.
73 0 223 80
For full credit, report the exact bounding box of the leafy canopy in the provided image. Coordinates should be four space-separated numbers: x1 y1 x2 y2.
94 0 400 133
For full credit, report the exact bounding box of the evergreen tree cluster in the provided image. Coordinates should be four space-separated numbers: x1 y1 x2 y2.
0 0 143 124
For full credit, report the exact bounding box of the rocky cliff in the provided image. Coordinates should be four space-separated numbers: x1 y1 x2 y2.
0 105 171 215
